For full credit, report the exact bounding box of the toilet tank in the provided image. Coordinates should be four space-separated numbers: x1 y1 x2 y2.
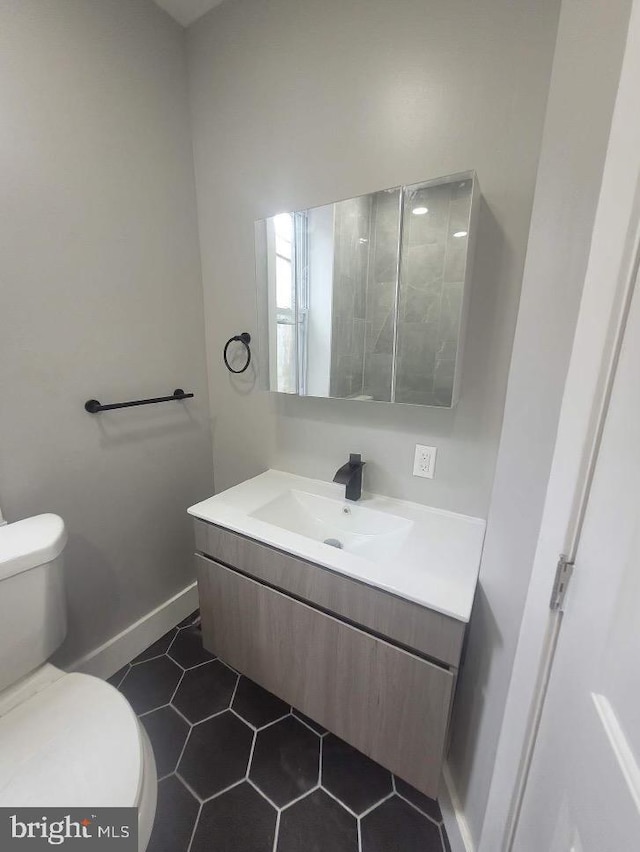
0 515 67 693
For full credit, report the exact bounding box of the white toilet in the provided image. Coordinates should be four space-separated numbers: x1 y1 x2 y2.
0 514 157 850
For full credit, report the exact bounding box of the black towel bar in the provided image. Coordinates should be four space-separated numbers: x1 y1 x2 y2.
84 388 194 414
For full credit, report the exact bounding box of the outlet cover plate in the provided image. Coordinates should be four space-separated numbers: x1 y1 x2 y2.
413 444 437 479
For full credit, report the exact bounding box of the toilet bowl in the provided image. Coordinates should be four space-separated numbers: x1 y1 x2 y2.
0 514 157 850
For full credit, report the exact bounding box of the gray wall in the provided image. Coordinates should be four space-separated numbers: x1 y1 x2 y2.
187 0 561 520
0 0 213 665
447 0 633 845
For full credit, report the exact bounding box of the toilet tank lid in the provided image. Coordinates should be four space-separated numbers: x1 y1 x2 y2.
0 514 67 581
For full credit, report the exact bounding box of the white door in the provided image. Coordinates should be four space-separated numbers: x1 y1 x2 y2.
512 219 640 848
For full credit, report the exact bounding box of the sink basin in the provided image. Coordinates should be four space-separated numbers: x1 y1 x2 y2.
188 469 486 621
250 489 413 563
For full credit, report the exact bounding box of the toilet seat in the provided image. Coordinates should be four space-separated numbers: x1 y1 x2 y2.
0 672 143 807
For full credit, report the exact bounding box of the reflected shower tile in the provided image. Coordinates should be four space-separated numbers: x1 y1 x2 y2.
366 280 396 320
402 243 446 294
363 352 393 402
444 238 467 282
370 310 395 355
401 280 442 324
438 282 463 343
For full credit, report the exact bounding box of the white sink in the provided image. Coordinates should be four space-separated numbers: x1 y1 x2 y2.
250 489 413 564
188 469 486 622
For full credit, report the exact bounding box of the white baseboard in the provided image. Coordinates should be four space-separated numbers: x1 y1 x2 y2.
68 582 199 680
441 762 476 852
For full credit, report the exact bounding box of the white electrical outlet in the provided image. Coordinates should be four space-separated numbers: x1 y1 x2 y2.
413 444 437 479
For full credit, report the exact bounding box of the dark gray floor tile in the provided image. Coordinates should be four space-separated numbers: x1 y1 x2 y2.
250 716 320 807
322 735 392 815
232 677 289 728
132 629 177 664
190 781 276 852
179 711 253 800
292 708 327 735
146 774 199 852
395 776 442 823
169 625 216 668
124 615 447 852
172 659 237 723
177 610 200 629
119 656 182 715
277 789 357 852
361 796 443 852
107 664 130 688
141 705 190 778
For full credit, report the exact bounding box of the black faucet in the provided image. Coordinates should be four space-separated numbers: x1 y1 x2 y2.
333 453 366 501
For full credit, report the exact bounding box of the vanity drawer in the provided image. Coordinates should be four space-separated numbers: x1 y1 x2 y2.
197 554 454 798
193 518 464 668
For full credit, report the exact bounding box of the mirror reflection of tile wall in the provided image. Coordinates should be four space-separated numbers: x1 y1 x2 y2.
329 188 400 401
396 177 473 406
256 171 478 407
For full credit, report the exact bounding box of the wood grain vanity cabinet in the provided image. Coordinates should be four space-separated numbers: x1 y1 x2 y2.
193 517 467 798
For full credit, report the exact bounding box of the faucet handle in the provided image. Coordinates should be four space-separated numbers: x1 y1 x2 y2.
349 453 365 467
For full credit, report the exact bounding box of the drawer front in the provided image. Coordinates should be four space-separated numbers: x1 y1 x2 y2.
194 518 464 668
197 554 455 798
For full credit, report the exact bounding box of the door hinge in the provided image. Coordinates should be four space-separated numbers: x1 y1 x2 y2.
550 554 574 611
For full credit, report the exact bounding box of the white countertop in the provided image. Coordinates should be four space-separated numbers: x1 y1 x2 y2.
188 470 485 623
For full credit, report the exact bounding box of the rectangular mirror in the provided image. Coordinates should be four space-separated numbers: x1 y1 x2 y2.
255 171 478 406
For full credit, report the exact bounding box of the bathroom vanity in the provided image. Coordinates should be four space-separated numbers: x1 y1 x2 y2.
188 470 484 798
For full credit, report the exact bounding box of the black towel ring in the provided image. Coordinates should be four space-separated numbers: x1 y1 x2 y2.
223 332 252 374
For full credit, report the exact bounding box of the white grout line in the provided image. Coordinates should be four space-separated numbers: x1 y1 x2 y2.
168 668 186 705
130 652 167 667
246 777 281 810
176 771 206 804
174 720 195 775
230 706 257 730
229 672 241 706
186 801 202 852
166 654 186 672
246 729 258 778
291 708 326 737
138 702 170 718
271 809 281 852
357 790 395 820
171 703 195 726
218 657 240 676
394 789 443 826
321 785 360 819
166 628 181 654
392 774 397 793
278 783 320 812
183 705 229 728
254 711 293 733
169 655 218 673
256 711 292 731
246 777 284 811
318 734 323 786
110 665 131 688
199 778 245 805
357 815 363 852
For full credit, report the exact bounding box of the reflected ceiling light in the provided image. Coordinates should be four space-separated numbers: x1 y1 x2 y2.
453 230 468 238
412 206 428 215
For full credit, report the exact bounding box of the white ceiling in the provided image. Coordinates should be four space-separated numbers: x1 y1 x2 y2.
154 0 225 27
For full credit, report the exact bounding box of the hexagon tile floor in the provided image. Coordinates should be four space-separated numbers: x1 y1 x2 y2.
108 611 452 852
